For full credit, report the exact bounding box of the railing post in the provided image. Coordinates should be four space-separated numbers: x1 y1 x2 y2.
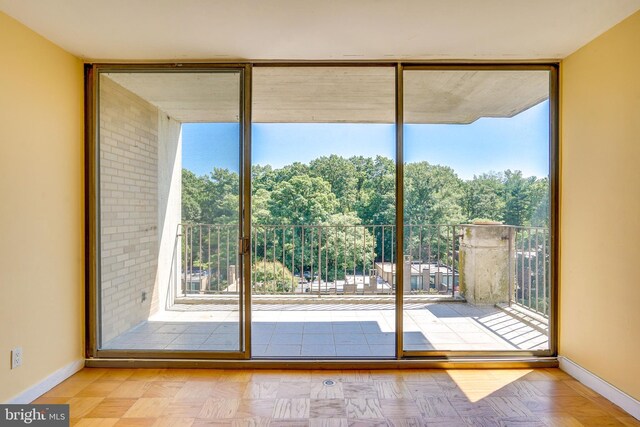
508 226 513 307
451 225 456 298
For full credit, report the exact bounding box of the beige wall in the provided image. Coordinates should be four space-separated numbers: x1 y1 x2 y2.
560 10 640 400
0 12 84 402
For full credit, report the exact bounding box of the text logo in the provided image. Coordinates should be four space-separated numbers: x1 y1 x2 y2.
0 405 69 427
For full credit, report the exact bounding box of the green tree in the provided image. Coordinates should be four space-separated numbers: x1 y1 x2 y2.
464 172 506 223
319 213 376 281
200 168 240 225
355 156 395 226
404 162 465 225
252 164 276 192
503 170 546 226
309 155 358 213
269 174 338 224
252 260 294 293
252 188 273 224
530 178 550 227
181 169 207 222
273 162 310 183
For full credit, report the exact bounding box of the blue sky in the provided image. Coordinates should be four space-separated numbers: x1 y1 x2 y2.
182 100 549 180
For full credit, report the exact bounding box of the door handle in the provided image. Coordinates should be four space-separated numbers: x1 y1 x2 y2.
239 237 251 255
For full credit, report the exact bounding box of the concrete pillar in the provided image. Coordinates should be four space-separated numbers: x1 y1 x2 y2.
403 255 411 294
199 275 208 294
434 271 443 291
157 113 182 310
421 267 430 291
369 269 377 293
459 224 515 305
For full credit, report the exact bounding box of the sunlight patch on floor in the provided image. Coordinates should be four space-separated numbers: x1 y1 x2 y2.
448 369 533 402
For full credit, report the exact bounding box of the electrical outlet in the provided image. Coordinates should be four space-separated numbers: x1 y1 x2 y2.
11 347 22 369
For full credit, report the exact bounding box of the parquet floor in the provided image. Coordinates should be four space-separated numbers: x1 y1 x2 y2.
32 368 639 426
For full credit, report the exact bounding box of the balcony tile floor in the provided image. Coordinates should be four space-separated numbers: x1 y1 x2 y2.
103 303 548 356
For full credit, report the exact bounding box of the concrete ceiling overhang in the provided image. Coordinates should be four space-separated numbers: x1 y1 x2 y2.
105 72 242 123
1 0 639 61
104 68 549 124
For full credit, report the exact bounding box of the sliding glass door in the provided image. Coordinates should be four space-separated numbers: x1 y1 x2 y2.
94 67 249 357
250 66 397 358
401 67 553 355
89 63 556 360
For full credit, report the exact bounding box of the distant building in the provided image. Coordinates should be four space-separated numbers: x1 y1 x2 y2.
374 260 458 292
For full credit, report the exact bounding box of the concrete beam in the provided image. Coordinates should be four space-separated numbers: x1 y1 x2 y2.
105 68 548 124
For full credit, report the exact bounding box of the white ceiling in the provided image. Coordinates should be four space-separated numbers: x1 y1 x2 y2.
1 0 639 61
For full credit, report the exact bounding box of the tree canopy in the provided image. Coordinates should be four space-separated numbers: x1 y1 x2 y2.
182 156 549 290
182 155 549 228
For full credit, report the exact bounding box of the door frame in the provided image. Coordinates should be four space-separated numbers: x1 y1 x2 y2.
398 63 559 359
85 61 559 363
86 63 252 359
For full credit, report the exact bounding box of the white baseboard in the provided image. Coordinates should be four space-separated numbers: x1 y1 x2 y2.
6 359 85 404
559 355 640 420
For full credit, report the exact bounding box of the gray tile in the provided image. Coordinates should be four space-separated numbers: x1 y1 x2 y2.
198 343 240 351
102 342 130 350
270 333 303 345
301 345 337 357
302 334 334 345
334 334 368 345
369 345 395 356
264 344 301 356
403 332 431 345
253 323 276 334
365 333 395 345
182 324 219 334
360 322 384 333
204 333 239 345
164 343 200 350
303 323 334 333
135 333 180 344
130 322 164 333
332 323 363 333
145 343 172 350
252 332 273 345
170 333 211 345
275 323 304 333
214 323 240 333
404 344 435 351
156 324 189 334
335 345 371 357
251 344 268 356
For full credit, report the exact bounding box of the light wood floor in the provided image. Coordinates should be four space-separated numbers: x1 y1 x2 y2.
32 368 638 426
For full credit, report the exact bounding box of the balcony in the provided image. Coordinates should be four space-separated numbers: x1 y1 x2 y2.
178 223 548 309
103 222 550 356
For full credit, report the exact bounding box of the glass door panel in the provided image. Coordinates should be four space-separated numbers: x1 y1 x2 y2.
251 66 396 358
97 70 246 355
402 69 552 353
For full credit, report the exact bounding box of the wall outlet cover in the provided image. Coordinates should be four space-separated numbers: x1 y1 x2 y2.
11 347 23 369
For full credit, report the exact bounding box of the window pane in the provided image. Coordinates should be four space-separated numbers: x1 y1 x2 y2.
402 69 551 353
251 67 397 358
98 71 243 352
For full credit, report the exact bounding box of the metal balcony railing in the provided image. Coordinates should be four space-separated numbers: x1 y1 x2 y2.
510 226 551 317
178 223 550 318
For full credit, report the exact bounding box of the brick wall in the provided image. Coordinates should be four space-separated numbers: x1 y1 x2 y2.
99 76 159 344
